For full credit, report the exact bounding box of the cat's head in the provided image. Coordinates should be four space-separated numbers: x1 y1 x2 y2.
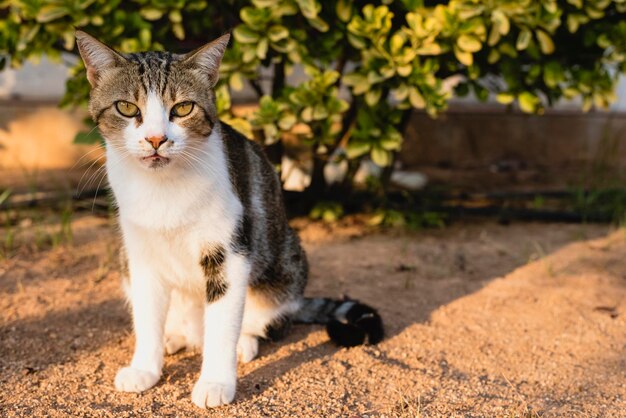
76 31 229 171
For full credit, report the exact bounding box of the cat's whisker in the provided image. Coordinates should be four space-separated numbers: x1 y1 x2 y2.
71 142 106 170
178 152 206 177
82 157 110 188
179 150 206 167
80 166 107 198
90 151 132 211
76 155 106 196
80 149 130 197
184 145 214 159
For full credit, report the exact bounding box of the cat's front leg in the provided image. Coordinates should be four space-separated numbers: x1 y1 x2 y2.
192 251 249 409
115 261 170 393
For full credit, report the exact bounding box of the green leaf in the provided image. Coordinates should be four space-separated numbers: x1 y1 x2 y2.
257 37 269 59
62 31 75 50
371 147 391 166
499 42 518 57
346 141 371 159
567 0 583 8
380 131 402 150
457 34 481 53
36 6 69 23
233 26 260 43
392 85 410 101
365 89 382 106
229 73 244 91
487 49 500 63
488 26 501 46
172 23 185 40
496 93 515 104
140 8 164 21
415 43 442 55
543 61 563 88
454 47 473 66
268 25 289 42
536 30 555 54
347 33 367 49
567 14 583 33
74 130 103 144
0 189 11 206
169 10 182 23
312 104 328 120
518 91 540 113
297 0 320 19
343 73 370 95
390 33 405 54
516 29 532 50
91 16 104 26
308 16 329 32
492 10 510 35
301 106 314 122
278 113 296 130
409 88 425 108
336 0 352 22
397 65 412 77
242 47 258 63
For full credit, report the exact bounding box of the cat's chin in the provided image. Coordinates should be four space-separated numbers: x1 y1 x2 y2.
140 154 171 169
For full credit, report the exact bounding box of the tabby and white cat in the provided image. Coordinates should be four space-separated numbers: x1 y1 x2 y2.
76 31 383 409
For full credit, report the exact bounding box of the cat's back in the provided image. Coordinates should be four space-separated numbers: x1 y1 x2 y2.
219 122 285 216
218 122 291 267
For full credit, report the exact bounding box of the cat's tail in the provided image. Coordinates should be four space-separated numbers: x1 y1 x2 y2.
292 296 384 347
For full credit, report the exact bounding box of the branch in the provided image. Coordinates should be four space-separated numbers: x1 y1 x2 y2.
272 60 285 97
249 79 265 98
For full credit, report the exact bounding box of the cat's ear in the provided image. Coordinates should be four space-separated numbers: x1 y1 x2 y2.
75 31 127 87
182 33 230 87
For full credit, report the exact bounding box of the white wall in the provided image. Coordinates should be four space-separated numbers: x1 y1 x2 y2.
0 55 77 101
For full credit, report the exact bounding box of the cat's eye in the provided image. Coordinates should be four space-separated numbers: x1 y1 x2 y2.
115 101 140 118
171 102 194 117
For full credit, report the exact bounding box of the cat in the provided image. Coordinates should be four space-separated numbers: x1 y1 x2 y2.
75 30 383 409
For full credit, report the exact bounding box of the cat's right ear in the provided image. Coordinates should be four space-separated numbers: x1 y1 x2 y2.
75 31 126 87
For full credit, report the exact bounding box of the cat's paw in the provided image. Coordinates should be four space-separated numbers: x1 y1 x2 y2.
237 334 258 363
114 367 160 393
191 381 236 408
165 334 187 355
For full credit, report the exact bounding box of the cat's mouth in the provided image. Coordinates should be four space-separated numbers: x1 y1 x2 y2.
141 153 171 168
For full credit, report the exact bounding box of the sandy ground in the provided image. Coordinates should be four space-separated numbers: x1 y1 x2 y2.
0 216 624 417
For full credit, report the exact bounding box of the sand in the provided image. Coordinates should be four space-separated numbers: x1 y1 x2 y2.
1 216 624 417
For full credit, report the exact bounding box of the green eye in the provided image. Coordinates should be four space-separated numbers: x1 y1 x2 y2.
171 102 194 117
115 101 140 117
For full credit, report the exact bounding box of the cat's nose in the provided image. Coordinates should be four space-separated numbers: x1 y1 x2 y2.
145 136 167 150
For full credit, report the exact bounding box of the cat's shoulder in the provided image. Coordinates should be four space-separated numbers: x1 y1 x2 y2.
218 121 268 162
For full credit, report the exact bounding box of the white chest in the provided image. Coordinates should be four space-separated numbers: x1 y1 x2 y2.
106 137 242 292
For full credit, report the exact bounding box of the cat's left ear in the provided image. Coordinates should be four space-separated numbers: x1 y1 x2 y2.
182 33 230 87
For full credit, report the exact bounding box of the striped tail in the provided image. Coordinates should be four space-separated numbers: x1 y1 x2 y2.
293 296 384 347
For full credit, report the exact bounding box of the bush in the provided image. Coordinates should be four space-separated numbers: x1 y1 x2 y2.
3 0 626 196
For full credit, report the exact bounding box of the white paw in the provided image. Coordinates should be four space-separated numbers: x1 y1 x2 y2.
165 334 187 355
191 381 236 408
114 367 160 393
237 334 259 364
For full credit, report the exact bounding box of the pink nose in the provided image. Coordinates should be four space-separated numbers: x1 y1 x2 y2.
146 136 167 150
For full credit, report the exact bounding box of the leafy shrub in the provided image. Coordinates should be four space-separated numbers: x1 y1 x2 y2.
3 0 626 196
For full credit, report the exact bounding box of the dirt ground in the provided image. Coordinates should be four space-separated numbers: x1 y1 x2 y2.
0 215 624 417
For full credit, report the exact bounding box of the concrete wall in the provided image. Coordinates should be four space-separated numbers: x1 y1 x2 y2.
402 106 626 169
